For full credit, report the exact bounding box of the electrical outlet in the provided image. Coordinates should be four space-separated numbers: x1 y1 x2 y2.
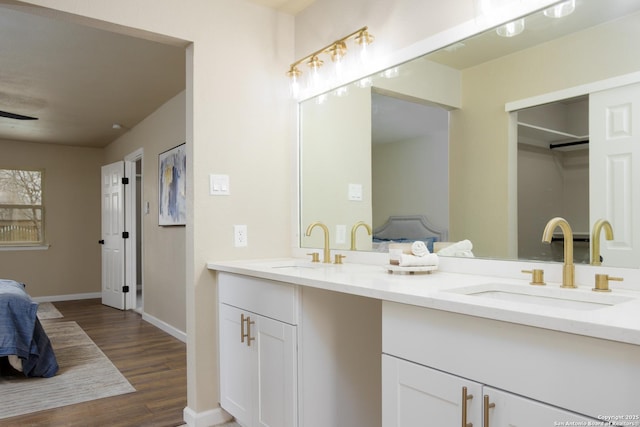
234 225 247 247
336 225 346 244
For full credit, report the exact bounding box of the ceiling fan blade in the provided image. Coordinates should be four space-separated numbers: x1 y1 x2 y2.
0 110 38 120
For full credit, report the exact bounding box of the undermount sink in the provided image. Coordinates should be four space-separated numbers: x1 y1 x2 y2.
261 260 328 270
447 282 633 311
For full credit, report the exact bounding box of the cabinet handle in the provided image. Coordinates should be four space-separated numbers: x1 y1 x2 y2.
246 316 255 347
240 313 248 343
461 386 473 427
483 395 495 427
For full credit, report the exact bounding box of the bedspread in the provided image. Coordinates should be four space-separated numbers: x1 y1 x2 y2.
0 279 58 377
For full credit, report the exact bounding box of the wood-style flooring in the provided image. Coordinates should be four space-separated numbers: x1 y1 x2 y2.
1 299 187 427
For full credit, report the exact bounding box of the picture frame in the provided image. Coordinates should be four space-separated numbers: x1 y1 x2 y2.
158 143 186 226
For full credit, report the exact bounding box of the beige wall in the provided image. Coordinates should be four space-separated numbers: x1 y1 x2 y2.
105 91 187 333
17 0 295 417
0 139 102 296
10 0 554 422
450 11 640 258
300 86 372 250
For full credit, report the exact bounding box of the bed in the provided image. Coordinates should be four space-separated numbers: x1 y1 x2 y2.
0 279 58 378
372 215 448 253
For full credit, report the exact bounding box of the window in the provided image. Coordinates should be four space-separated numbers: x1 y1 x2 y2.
0 168 44 246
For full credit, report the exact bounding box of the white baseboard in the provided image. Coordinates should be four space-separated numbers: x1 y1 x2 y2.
32 292 101 303
183 406 233 427
142 312 187 343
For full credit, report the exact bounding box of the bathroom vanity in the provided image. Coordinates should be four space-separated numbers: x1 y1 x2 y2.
209 257 640 427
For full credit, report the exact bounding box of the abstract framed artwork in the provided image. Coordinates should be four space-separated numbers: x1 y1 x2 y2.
158 143 186 226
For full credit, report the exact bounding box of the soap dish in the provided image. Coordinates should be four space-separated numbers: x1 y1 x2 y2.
385 264 438 274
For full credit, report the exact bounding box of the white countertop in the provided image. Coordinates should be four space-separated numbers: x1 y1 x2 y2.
207 258 640 346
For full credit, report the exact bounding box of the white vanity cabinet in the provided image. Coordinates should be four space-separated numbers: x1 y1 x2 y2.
218 272 298 427
382 354 483 426
382 355 597 426
382 301 639 425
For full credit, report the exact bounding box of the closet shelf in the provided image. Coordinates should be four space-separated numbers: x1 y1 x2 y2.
518 122 589 150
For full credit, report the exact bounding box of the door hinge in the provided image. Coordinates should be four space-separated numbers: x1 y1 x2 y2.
98 239 105 245
122 177 129 185
122 231 129 239
122 285 130 293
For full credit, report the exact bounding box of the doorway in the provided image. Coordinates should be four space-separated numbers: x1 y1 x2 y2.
124 150 143 312
516 96 589 262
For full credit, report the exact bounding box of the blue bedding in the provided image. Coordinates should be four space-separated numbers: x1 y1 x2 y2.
0 279 58 377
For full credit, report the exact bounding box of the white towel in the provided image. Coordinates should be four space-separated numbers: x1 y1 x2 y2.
437 239 474 257
399 253 439 267
411 241 429 257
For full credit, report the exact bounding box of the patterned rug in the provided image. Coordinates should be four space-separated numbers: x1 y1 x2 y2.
37 302 63 320
0 321 135 420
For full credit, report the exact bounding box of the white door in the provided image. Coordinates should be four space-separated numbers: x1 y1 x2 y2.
255 314 297 427
219 304 253 426
483 386 597 426
590 83 640 267
101 161 126 310
382 354 482 427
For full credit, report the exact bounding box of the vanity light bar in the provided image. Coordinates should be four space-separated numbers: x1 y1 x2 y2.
286 26 374 94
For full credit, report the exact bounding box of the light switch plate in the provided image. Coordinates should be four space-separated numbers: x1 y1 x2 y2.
210 174 230 195
348 183 363 201
336 225 346 244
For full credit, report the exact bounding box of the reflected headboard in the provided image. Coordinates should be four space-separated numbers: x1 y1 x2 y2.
373 215 448 242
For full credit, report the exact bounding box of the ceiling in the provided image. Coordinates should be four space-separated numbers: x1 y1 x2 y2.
0 0 315 149
246 0 315 15
0 4 186 148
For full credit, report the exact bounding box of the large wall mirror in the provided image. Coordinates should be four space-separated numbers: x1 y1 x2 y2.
300 0 640 268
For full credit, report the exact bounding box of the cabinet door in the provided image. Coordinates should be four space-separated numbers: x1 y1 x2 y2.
382 354 482 427
255 315 297 427
220 304 254 426
483 387 598 426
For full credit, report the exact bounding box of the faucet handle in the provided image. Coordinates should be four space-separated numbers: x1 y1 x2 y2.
522 269 546 286
334 254 346 264
307 252 320 263
593 274 623 292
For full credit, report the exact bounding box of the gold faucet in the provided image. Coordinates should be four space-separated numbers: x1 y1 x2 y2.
305 221 331 263
541 217 576 288
591 219 614 266
350 221 372 251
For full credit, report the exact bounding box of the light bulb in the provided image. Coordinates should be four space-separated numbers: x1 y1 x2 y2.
496 18 525 37
287 66 301 99
543 0 575 18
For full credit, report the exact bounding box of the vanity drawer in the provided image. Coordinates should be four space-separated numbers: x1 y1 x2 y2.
218 272 299 325
382 301 640 419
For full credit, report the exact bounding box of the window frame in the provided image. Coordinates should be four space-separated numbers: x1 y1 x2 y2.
0 168 46 247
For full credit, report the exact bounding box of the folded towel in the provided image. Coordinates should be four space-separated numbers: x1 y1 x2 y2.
437 239 474 257
411 241 429 257
399 253 439 267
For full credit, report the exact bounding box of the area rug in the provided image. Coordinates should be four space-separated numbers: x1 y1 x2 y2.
37 302 63 320
0 321 135 419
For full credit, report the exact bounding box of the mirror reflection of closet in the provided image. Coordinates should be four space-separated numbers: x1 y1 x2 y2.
517 95 589 263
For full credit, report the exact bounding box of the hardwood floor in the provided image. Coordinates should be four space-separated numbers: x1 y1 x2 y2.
1 299 187 427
